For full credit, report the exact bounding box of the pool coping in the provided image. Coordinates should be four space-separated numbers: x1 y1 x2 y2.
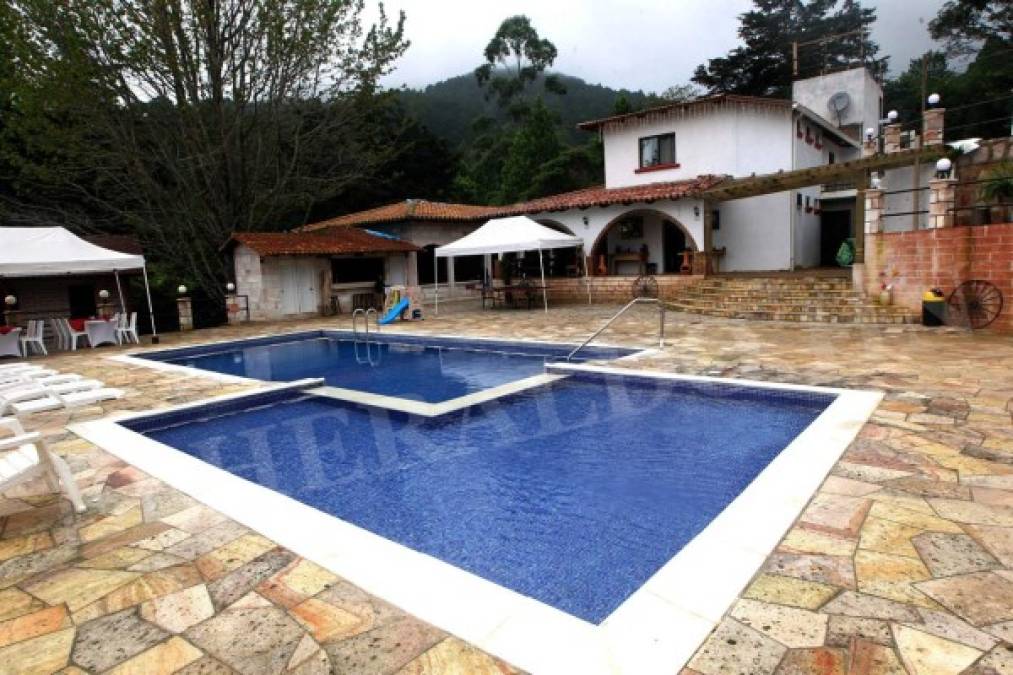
71 364 881 675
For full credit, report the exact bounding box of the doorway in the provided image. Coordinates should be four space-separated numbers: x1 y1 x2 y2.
662 220 688 274
68 283 96 318
820 210 852 267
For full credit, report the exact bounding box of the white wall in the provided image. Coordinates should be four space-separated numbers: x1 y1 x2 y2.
881 164 936 232
792 67 883 136
714 195 792 271
601 104 793 188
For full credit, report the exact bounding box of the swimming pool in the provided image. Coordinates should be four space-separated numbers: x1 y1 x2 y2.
86 340 882 673
122 371 834 623
134 331 635 403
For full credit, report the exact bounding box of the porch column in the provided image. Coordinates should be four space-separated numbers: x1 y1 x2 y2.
852 172 869 294
928 177 957 229
448 256 456 294
698 200 714 276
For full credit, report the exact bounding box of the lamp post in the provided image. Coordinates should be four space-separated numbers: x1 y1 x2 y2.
176 285 193 331
3 294 16 328
97 289 113 319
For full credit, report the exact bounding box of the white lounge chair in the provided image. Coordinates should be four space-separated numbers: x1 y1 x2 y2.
0 362 36 373
10 385 123 415
20 320 47 357
0 373 81 393
0 417 85 512
1 380 105 414
117 312 139 345
61 319 88 351
0 367 57 386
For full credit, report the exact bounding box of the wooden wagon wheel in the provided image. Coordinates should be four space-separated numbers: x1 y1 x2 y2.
631 275 659 299
947 280 1003 329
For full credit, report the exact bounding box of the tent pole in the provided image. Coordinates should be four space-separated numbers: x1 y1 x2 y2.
433 255 438 315
581 245 592 305
141 264 159 343
114 270 126 314
538 248 548 313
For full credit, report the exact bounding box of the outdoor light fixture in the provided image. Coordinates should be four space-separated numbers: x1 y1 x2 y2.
177 285 188 295
887 110 898 123
928 93 941 107
693 205 700 218
4 295 16 306
935 157 953 178
581 215 589 228
226 282 236 293
98 289 110 300
865 127 876 140
871 175 882 189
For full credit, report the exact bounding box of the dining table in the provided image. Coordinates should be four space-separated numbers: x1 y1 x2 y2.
70 317 118 348
0 327 23 357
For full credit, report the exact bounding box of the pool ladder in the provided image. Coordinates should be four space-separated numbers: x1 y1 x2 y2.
566 297 665 361
352 308 381 366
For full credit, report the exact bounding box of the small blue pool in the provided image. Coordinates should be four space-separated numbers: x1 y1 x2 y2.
123 371 834 623
139 331 634 403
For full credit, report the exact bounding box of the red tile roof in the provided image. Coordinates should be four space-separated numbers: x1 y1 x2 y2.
576 94 792 131
499 175 727 214
227 230 418 256
298 200 496 231
294 176 728 234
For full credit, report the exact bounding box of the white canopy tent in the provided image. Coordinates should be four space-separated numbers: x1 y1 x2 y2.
0 227 157 338
433 215 590 313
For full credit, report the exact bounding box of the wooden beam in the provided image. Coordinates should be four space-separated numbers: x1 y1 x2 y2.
702 200 714 276
853 172 868 265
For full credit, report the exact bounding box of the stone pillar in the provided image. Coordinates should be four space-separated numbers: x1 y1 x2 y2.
406 252 419 286
862 136 878 157
701 200 714 276
225 293 243 325
96 301 115 319
923 108 945 147
928 177 957 229
864 187 884 235
883 124 902 154
177 296 194 331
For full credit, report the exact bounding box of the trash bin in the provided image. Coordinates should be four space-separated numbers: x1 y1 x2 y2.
922 289 946 326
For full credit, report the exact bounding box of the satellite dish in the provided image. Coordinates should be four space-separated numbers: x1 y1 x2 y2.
828 91 851 126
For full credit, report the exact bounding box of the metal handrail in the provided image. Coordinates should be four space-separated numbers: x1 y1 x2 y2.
352 308 381 339
566 297 665 361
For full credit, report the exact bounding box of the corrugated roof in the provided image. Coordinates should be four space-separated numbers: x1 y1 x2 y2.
298 200 497 232
576 94 793 131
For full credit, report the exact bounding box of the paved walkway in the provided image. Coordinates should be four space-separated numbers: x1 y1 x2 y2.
0 306 1011 674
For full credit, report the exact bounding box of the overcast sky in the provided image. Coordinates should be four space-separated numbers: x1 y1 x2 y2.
378 0 949 93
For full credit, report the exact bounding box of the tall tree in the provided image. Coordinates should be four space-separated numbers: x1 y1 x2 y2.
3 0 408 297
692 0 885 98
929 0 1012 54
474 15 564 113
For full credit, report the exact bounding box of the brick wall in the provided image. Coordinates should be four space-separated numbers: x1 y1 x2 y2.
864 223 1013 331
545 275 703 303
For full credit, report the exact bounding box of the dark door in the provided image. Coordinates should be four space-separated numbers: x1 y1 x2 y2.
68 283 96 318
820 210 852 267
662 221 687 274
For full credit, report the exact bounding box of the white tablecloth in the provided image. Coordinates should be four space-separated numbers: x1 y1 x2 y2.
85 320 117 347
0 329 22 357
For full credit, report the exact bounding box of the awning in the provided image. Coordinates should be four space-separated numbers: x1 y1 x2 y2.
0 227 146 277
435 216 582 257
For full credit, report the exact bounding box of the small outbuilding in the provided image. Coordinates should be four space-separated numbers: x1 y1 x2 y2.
225 230 420 321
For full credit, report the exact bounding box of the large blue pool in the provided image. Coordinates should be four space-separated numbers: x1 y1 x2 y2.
139 331 634 403
124 371 834 623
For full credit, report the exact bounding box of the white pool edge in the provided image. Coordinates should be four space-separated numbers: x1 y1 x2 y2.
70 365 881 675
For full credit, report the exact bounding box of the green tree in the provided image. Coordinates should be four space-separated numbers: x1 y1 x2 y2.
2 0 408 297
929 0 1012 54
659 84 701 102
499 100 564 202
692 0 885 98
474 15 564 111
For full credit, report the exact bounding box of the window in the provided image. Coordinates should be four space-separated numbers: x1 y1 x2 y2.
332 257 384 284
828 151 836 165
638 133 676 169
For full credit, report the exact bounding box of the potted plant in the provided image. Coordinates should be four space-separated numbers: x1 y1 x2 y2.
878 270 897 306
980 162 1013 224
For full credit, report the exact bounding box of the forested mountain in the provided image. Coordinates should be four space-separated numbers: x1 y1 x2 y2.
398 73 655 147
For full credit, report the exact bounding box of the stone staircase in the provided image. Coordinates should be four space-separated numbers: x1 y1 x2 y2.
665 274 920 324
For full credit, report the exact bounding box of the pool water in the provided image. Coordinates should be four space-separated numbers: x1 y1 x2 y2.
140 332 633 403
125 372 834 623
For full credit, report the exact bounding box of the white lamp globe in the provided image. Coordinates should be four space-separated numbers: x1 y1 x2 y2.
177 285 188 295
927 93 941 107
865 127 875 140
3 295 16 306
870 176 882 189
887 110 898 122
226 282 236 293
935 158 952 173
98 289 110 300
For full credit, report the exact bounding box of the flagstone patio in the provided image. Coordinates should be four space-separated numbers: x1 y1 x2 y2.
1 305 1012 674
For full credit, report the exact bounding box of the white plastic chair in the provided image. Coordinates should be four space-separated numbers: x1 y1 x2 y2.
20 320 47 356
50 318 67 351
9 384 123 415
117 312 139 345
0 416 85 512
62 319 88 351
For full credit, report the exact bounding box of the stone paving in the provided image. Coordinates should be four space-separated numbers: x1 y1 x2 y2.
0 304 1012 673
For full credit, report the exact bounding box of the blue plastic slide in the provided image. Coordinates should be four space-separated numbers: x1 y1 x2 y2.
377 298 410 325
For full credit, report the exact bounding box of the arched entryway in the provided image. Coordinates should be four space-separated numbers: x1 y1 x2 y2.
590 209 697 275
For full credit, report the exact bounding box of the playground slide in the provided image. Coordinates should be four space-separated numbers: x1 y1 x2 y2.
377 297 410 325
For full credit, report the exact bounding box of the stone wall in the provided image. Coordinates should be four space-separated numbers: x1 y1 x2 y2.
864 223 1013 331
545 275 703 304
